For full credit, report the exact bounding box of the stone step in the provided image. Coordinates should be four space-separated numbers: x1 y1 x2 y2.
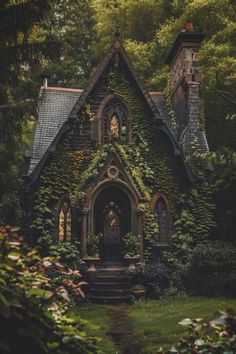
88 295 132 304
90 288 131 297
91 282 130 289
95 269 126 276
92 275 127 283
84 262 131 303
101 262 124 267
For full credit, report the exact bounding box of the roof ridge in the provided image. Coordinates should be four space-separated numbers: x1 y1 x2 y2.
40 86 83 93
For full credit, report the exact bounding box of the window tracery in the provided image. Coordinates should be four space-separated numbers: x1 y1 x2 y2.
58 200 72 242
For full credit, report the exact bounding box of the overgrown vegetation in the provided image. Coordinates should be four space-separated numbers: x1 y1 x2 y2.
1 1 236 352
78 298 236 353
0 226 98 354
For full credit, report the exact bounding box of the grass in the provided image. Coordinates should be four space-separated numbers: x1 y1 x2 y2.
73 303 119 353
128 296 236 353
74 297 236 353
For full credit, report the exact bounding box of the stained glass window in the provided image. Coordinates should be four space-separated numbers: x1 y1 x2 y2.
109 115 119 140
103 101 128 144
58 201 72 242
154 198 170 243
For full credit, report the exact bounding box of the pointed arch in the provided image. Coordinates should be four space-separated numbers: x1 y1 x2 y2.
96 94 132 144
153 193 171 244
57 198 72 242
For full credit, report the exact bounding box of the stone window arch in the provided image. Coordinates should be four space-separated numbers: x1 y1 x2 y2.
58 199 72 242
153 194 171 244
101 98 130 144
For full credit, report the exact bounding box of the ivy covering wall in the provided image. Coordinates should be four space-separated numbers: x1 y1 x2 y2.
29 61 216 264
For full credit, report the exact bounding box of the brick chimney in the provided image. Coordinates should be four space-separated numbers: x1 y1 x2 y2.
165 22 204 134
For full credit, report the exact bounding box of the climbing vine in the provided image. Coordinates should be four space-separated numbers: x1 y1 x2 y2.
29 126 94 254
107 68 183 248
29 60 217 269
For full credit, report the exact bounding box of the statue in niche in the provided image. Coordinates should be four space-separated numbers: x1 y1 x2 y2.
104 202 120 238
109 114 119 140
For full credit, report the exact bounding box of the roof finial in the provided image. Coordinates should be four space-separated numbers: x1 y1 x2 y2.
114 25 120 38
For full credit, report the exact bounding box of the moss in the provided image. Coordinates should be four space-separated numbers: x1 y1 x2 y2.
29 62 216 263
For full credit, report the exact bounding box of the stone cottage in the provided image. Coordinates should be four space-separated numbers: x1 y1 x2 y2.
25 24 209 300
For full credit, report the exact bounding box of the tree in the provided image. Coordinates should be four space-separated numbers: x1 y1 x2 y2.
41 0 97 88
0 0 56 224
91 0 236 149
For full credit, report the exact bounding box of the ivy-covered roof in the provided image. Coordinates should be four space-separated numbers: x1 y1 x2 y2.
26 37 207 183
26 87 175 177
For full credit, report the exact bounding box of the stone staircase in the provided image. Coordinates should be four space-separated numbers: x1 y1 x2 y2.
85 262 132 303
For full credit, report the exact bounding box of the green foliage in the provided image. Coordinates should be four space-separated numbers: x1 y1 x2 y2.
30 132 93 254
86 233 102 257
0 226 99 354
91 0 236 149
126 261 172 299
206 149 236 242
123 233 140 257
185 241 236 297
41 0 96 88
107 66 182 251
0 1 54 225
72 144 111 203
167 311 236 354
49 241 83 270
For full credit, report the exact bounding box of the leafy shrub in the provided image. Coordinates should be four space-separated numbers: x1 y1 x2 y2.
0 226 98 354
185 241 236 296
50 241 83 269
123 233 140 257
86 233 102 257
165 310 236 354
126 261 171 298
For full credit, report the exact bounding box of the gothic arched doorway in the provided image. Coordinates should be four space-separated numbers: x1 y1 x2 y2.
93 185 132 261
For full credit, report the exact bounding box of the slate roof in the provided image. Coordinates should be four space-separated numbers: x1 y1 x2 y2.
26 87 82 175
26 87 175 177
26 37 206 183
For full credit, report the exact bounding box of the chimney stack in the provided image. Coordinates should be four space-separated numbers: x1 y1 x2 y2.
165 24 204 133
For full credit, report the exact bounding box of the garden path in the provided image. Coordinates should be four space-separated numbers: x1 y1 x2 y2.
106 304 144 353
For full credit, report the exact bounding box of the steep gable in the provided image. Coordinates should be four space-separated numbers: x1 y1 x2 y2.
69 38 161 121
26 35 196 184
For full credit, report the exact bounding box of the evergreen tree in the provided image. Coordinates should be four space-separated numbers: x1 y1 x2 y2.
0 0 54 224
41 0 97 88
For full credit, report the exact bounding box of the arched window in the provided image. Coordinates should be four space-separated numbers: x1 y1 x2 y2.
58 200 72 242
154 197 170 244
103 101 128 144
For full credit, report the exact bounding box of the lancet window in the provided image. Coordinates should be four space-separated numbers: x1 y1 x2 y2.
58 200 72 242
154 197 170 244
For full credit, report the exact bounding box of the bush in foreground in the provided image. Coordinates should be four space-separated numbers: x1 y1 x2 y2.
0 226 98 354
164 310 236 354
